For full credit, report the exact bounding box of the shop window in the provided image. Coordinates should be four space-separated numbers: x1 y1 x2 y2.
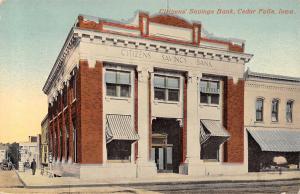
105 70 131 97
154 75 180 101
256 98 264 122
286 100 293 123
107 141 131 161
200 80 220 105
271 99 279 122
201 144 219 161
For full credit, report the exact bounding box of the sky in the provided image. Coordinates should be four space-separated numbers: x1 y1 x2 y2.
0 0 299 143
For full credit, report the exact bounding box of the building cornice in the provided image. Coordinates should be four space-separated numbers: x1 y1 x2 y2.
75 28 253 63
42 27 80 95
245 69 300 85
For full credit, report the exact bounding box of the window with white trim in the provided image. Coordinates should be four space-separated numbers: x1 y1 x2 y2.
256 98 264 122
154 75 180 102
200 80 220 104
105 70 131 97
271 99 279 122
286 100 293 123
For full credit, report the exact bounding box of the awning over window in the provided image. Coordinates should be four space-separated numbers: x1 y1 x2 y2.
247 128 300 152
200 119 230 145
106 114 139 144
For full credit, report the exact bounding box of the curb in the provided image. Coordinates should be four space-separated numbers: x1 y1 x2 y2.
23 178 300 189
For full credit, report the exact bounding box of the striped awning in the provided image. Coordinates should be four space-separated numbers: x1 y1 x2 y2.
200 119 230 145
106 114 139 144
247 128 300 152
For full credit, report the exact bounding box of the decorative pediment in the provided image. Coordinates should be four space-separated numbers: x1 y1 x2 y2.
149 15 193 29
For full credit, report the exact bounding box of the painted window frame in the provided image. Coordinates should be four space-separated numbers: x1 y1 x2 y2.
271 98 280 122
153 74 180 102
105 69 132 98
200 79 220 105
286 100 294 123
255 98 264 122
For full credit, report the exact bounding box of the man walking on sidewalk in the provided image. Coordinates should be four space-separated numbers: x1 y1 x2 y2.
30 159 36 175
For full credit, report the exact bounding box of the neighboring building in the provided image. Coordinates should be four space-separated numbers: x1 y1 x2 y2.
0 144 8 163
245 70 300 172
41 115 49 165
42 11 253 179
19 136 40 168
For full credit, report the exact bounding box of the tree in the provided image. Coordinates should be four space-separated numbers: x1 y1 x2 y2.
7 142 19 169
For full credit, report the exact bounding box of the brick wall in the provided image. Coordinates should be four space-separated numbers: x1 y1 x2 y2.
223 78 244 163
77 60 103 164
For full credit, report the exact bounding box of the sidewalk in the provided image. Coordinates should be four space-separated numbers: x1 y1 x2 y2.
17 169 300 188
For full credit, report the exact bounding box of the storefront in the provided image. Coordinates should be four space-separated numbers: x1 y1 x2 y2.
245 70 300 173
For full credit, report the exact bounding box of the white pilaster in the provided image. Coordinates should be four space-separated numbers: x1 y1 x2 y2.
136 65 157 177
179 72 204 176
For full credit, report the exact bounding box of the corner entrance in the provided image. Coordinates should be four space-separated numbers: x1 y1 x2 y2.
151 118 182 173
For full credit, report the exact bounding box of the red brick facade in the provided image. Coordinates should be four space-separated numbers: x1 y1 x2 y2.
223 78 245 163
77 60 103 164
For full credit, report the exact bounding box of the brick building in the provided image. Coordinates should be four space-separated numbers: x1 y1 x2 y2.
244 70 300 172
42 12 253 178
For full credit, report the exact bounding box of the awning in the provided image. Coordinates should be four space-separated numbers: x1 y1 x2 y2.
106 114 139 143
200 119 230 145
247 128 300 152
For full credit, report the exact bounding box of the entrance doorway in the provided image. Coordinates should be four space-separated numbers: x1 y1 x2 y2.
151 118 182 173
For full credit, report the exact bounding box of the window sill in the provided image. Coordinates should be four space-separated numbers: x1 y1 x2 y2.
202 159 220 163
254 121 264 124
271 121 279 124
107 160 131 163
105 96 131 102
153 100 180 105
199 103 219 108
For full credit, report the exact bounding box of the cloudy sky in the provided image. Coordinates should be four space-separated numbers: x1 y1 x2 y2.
0 0 299 143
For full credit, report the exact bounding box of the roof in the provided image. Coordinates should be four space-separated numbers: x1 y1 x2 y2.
106 114 139 143
245 69 300 84
247 128 300 152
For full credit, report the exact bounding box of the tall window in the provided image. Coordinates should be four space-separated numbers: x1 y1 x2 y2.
271 99 279 122
65 120 70 161
70 71 77 101
286 100 293 123
63 85 68 107
60 127 63 161
200 80 220 104
105 70 131 97
72 117 77 163
256 98 264 122
154 75 180 101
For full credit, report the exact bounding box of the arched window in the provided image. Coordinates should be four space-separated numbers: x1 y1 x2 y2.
271 99 279 122
286 100 293 123
256 98 264 121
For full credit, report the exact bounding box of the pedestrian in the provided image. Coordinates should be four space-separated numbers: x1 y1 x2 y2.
30 159 37 175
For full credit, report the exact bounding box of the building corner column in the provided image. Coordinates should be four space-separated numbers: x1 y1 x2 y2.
136 65 157 178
